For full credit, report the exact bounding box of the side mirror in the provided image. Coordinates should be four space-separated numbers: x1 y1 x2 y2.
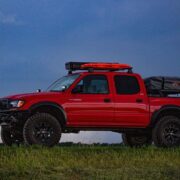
36 89 41 93
72 85 83 94
61 85 67 92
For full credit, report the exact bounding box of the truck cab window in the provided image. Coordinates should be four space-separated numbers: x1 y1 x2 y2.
73 75 109 94
114 75 140 94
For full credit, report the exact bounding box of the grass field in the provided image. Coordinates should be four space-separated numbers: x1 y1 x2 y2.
0 144 180 180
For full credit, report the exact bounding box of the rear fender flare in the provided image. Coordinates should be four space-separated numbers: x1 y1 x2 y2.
150 105 180 127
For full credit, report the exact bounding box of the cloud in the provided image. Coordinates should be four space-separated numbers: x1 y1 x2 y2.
0 11 22 25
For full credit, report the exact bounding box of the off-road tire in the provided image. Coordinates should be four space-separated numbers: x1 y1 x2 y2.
23 113 62 147
152 116 180 147
122 133 152 147
1 126 24 146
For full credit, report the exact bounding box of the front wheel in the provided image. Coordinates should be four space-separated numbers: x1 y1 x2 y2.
122 133 152 147
23 113 62 147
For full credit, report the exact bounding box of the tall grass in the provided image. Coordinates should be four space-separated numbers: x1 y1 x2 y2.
0 144 180 180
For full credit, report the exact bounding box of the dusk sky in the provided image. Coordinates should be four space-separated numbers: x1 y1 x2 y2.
0 0 180 143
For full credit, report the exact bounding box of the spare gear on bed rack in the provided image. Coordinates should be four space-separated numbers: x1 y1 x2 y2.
144 76 180 97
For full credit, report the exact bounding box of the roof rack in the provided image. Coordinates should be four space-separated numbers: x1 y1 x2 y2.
65 62 133 74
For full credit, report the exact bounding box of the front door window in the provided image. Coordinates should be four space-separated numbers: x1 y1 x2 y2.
73 75 109 94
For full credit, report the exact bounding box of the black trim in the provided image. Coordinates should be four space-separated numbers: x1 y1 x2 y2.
0 109 16 113
65 127 150 134
149 105 180 127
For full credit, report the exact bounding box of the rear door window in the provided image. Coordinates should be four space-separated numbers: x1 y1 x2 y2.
114 75 140 94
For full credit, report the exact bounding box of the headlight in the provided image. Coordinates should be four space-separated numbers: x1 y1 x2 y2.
10 100 25 108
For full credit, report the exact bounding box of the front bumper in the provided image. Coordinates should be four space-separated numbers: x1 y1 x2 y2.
0 110 29 126
0 98 29 125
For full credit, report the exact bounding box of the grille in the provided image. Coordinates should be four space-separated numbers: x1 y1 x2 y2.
0 99 9 110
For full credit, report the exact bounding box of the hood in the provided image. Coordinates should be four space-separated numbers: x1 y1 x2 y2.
3 92 63 100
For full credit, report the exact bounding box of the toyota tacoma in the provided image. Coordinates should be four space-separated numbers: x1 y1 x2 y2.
0 62 180 147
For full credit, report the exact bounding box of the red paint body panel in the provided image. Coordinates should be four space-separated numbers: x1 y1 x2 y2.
4 71 180 129
149 97 180 117
64 73 114 127
112 73 150 127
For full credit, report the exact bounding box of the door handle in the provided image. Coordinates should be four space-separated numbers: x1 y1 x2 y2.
104 98 111 103
136 99 143 103
69 98 82 102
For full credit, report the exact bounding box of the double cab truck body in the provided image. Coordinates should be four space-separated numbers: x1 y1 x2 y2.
0 62 180 147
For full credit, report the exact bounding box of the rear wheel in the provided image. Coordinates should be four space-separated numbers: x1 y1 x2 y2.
152 116 180 147
1 126 24 146
23 113 62 147
122 133 152 147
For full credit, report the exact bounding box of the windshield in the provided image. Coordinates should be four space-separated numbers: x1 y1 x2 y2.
47 74 80 92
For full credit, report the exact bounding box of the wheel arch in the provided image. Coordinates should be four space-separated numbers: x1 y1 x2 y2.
29 102 67 128
150 105 180 128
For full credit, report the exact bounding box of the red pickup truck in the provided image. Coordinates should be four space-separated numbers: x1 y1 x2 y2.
0 62 180 147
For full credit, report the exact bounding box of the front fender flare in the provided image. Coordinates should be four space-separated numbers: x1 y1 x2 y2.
29 101 67 125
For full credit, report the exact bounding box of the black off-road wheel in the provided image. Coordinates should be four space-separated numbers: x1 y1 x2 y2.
1 126 24 146
23 113 62 147
152 116 180 147
122 133 152 147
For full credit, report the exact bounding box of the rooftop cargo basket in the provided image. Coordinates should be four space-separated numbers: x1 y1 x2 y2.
65 62 133 74
144 76 180 96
